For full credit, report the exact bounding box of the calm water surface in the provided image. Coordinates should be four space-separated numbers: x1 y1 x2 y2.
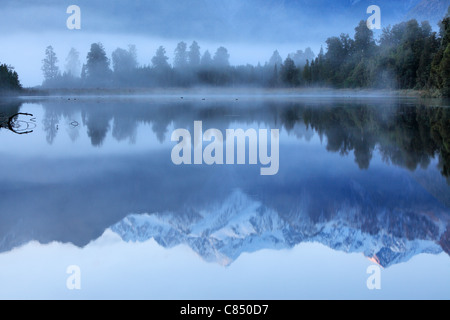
0 95 449 299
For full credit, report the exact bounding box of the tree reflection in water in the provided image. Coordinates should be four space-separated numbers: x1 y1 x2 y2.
33 98 450 182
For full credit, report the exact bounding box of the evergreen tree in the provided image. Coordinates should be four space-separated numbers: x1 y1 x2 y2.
0 64 21 91
213 47 230 68
42 46 60 82
315 46 325 83
151 46 171 86
112 46 138 73
188 41 201 68
353 20 376 59
268 50 283 67
85 43 111 84
65 48 81 77
324 35 351 85
112 45 138 86
303 60 312 85
152 46 170 70
174 42 188 69
201 50 213 67
280 57 299 86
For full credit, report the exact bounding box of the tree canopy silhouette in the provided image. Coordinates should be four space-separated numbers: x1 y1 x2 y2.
35 7 450 96
0 64 21 92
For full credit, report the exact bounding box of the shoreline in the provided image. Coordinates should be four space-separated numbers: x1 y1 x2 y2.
1 88 447 104
13 87 434 98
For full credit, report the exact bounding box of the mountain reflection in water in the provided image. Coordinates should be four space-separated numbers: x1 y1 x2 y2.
0 97 448 268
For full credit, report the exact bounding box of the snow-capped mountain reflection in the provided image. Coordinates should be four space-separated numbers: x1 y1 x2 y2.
112 189 449 267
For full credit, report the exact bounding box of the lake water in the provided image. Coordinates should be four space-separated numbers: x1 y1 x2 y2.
0 95 449 299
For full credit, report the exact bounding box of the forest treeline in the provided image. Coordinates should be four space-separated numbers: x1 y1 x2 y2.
1 8 449 95
38 8 450 96
0 64 21 94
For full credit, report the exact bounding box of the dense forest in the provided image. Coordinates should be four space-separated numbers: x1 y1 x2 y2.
0 8 448 96
0 64 22 93
37 8 450 96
